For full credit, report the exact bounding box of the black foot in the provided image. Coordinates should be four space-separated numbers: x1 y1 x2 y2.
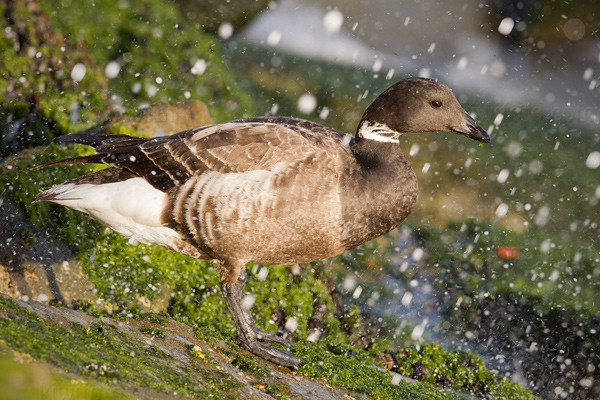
241 340 305 369
254 328 296 346
221 269 306 369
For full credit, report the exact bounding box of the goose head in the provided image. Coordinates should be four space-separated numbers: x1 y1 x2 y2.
357 77 490 143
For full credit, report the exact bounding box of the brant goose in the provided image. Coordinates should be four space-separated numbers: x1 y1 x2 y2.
36 77 490 369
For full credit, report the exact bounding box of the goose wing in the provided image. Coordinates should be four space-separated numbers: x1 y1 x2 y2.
46 117 354 192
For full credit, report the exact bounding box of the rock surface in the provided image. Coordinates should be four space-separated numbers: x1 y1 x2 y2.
0 293 362 399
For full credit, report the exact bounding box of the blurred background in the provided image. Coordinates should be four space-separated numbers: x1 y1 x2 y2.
1 0 599 399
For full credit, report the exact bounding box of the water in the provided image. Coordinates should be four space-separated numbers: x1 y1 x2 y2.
240 0 600 128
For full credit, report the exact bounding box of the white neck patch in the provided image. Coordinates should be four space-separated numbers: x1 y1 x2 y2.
357 121 402 143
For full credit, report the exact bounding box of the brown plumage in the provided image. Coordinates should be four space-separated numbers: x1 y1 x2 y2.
36 77 490 368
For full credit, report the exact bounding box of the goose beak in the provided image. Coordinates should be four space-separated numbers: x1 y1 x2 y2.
452 113 490 143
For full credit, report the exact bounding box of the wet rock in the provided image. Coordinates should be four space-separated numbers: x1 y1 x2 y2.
0 100 213 310
0 293 363 400
0 195 98 306
89 101 214 138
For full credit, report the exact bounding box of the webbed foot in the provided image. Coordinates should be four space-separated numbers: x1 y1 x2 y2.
221 269 306 369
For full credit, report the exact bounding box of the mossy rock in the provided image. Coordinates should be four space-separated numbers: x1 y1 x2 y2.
0 0 108 158
1 0 256 160
40 0 254 123
106 101 214 137
0 294 538 399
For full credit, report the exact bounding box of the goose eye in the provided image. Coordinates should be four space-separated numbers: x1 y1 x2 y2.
431 100 443 108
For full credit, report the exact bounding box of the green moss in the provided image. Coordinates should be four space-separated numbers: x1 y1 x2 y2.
145 344 168 358
292 342 466 400
1 0 257 160
251 382 291 399
197 368 243 394
74 300 102 317
139 326 166 339
40 0 254 123
289 341 537 400
391 343 536 399
110 124 140 137
0 295 241 399
0 2 108 158
188 344 215 365
0 354 133 400
221 348 269 377
121 306 166 325
246 264 346 342
263 382 289 398
81 362 121 380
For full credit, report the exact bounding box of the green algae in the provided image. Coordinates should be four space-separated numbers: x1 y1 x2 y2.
0 295 242 399
293 342 466 400
110 124 140 137
290 341 537 400
1 0 255 160
0 2 109 158
221 348 269 377
138 326 166 339
0 354 133 400
261 382 289 398
246 263 346 342
40 0 254 123
391 343 536 399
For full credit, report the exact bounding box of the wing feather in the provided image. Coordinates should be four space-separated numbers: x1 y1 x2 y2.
40 117 354 192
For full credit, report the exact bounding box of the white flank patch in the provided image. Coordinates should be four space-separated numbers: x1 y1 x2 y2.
357 121 400 143
44 178 179 248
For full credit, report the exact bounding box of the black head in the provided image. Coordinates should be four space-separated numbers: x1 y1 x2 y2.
357 77 490 143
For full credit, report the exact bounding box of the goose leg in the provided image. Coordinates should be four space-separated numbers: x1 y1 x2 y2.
254 328 296 346
221 270 305 369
